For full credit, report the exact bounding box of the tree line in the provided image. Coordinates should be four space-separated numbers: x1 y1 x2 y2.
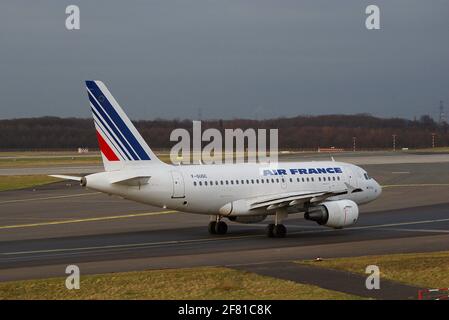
0 114 447 151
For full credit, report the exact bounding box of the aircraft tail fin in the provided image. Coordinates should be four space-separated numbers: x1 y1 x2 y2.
85 80 164 171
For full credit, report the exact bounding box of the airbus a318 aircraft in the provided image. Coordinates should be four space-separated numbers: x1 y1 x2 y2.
52 81 382 238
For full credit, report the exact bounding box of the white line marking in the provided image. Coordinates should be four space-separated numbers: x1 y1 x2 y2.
0 192 101 205
3 217 449 257
381 183 449 188
380 228 449 234
0 210 177 230
1 234 261 256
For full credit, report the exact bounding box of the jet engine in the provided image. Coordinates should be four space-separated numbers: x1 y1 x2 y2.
304 200 359 229
228 215 267 224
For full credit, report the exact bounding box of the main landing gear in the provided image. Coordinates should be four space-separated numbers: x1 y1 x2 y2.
208 209 288 238
208 216 228 235
266 208 288 238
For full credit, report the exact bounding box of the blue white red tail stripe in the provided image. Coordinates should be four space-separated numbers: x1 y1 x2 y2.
86 80 162 171
89 92 138 160
95 130 119 161
91 106 131 160
93 117 126 161
86 81 151 160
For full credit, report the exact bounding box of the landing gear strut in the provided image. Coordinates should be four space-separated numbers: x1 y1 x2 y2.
208 216 228 235
266 208 288 238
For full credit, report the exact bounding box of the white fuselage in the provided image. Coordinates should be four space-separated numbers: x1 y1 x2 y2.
84 161 381 216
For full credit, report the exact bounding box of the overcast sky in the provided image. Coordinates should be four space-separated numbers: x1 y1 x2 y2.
0 1 448 120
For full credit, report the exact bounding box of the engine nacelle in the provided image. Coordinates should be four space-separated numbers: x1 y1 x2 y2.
304 200 359 229
228 215 267 224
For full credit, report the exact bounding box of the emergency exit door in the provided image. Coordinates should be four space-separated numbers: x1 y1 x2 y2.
170 171 185 198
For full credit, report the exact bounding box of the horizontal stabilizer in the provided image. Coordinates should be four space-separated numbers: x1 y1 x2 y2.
109 174 151 186
49 175 82 182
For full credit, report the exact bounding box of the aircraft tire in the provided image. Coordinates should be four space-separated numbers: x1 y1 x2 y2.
215 221 228 235
266 224 275 237
208 221 217 234
273 224 287 238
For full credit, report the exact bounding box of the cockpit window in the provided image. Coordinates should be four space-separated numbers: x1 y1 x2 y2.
364 173 371 180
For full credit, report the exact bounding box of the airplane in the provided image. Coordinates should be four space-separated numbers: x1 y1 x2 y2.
51 80 382 238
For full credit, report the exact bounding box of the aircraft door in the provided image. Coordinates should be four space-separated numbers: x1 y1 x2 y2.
170 171 185 198
346 166 359 188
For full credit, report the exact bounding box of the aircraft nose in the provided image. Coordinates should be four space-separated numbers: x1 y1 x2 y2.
374 180 382 198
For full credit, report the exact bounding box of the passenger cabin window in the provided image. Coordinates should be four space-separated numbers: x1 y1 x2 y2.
193 181 197 186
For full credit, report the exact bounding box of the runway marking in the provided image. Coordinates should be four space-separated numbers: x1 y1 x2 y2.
381 183 449 188
391 171 410 174
348 218 449 231
0 192 101 205
2 217 449 257
2 233 261 256
0 210 178 230
380 228 449 234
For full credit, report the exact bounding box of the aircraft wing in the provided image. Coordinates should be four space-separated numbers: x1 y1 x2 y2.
249 189 348 211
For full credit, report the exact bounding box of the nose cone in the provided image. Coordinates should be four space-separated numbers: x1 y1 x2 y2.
374 180 382 198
